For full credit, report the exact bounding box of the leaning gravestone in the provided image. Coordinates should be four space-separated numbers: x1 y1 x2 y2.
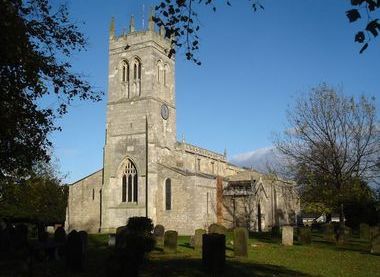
323 224 335 242
282 226 294 246
370 226 380 240
371 233 380 255
360 223 370 240
208 223 227 235
297 227 312 244
164 230 178 253
234 227 248 257
66 230 84 273
202 233 225 273
194 229 206 250
153 225 165 244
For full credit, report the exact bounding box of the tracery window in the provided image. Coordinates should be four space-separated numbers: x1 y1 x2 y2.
165 178 171 210
122 159 138 203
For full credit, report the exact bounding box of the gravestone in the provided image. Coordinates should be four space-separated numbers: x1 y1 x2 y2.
54 227 66 259
297 227 312 244
46 226 55 234
78 230 88 265
164 230 178 253
370 226 379 240
234 227 248 257
66 230 84 273
360 223 370 240
323 224 335 242
208 223 227 235
202 233 225 273
370 234 380 255
115 225 129 249
189 236 195 248
153 225 165 244
108 234 116 247
194 229 206 250
282 226 294 246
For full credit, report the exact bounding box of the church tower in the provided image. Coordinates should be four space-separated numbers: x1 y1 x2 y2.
101 14 176 232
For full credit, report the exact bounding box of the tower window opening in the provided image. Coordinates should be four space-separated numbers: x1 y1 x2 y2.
122 61 129 82
122 159 138 203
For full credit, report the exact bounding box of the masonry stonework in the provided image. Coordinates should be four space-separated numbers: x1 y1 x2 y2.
65 15 300 235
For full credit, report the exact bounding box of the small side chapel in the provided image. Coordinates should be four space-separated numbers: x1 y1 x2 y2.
65 15 300 235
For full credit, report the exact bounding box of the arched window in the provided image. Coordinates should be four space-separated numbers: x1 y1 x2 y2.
122 61 129 82
122 159 138 203
133 58 142 96
157 61 162 83
164 64 169 86
165 178 171 210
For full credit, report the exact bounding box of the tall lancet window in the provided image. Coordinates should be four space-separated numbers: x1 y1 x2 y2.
165 178 171 210
122 159 138 203
133 58 142 96
121 60 130 98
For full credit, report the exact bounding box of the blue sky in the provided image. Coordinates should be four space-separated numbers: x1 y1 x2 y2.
50 0 380 183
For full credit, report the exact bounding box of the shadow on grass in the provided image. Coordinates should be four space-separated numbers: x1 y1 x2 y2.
142 257 315 277
179 242 194 250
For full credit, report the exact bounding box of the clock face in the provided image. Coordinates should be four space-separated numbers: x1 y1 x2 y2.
161 104 169 120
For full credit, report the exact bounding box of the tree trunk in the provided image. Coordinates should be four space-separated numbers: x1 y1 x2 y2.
337 202 345 244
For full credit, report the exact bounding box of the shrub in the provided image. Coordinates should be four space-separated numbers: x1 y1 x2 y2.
298 227 312 244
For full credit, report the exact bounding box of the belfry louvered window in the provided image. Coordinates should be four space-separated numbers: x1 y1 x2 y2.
122 159 138 203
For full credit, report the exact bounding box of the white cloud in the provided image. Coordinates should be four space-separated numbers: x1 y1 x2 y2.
230 146 280 173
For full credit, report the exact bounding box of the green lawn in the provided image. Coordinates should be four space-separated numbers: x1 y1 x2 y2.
84 231 380 277
3 231 379 276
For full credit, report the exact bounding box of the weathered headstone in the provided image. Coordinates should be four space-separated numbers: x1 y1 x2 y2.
194 229 206 250
189 235 195 248
66 230 84 273
370 233 380 255
202 233 225 273
370 226 379 240
164 230 178 253
108 234 116 247
46 226 55 234
208 223 227 235
234 227 248 257
360 223 370 240
153 224 165 244
323 224 335 242
282 226 294 246
297 227 312 244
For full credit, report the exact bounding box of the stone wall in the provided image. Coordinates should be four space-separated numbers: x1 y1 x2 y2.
66 170 102 233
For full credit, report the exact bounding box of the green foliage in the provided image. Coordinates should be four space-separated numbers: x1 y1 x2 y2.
0 162 67 224
1 0 101 182
126 216 154 234
297 227 312 244
360 223 370 240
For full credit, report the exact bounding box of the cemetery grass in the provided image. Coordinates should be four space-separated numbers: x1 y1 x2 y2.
22 231 379 277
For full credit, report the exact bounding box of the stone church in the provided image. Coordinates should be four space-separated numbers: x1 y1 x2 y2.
65 15 300 235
